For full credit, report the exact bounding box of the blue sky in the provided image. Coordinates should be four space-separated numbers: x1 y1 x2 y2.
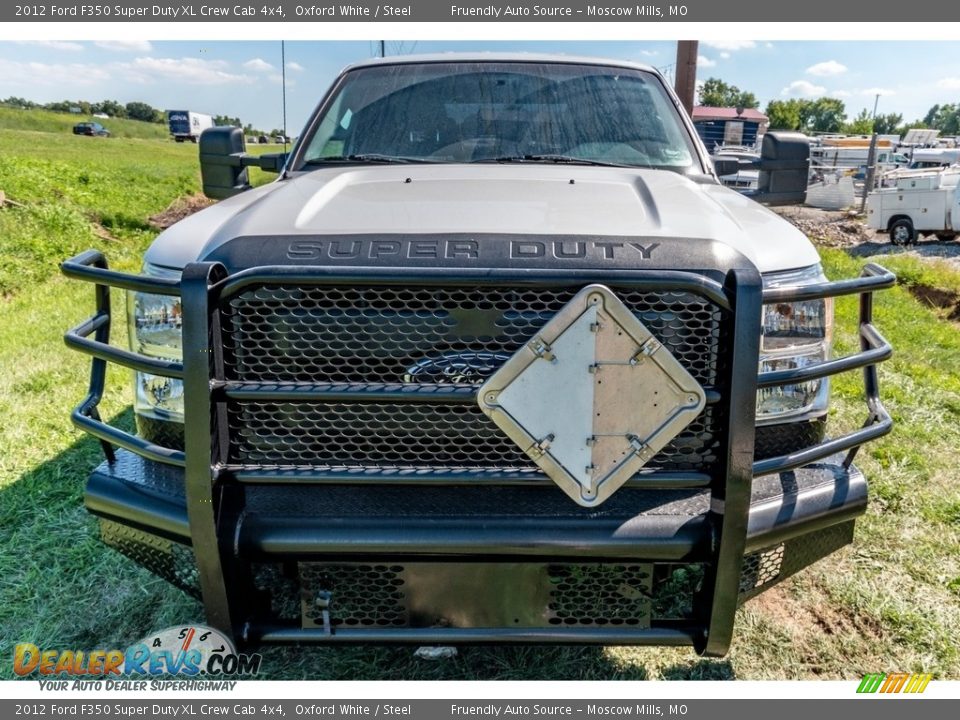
2 40 959 131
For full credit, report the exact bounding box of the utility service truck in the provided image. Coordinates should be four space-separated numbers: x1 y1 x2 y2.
868 168 960 244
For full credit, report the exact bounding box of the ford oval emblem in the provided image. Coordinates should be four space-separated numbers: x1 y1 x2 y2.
404 352 512 385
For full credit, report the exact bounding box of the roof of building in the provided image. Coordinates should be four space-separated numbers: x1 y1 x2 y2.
692 106 769 122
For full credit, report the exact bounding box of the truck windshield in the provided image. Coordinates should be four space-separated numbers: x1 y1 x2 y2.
298 62 700 171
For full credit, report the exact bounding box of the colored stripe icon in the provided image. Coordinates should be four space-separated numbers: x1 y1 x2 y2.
857 673 933 693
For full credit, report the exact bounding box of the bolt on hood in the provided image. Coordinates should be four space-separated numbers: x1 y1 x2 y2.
144 165 819 274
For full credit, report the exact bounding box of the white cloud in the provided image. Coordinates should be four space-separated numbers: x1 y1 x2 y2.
286 61 305 72
781 80 826 98
0 59 110 86
697 55 716 68
861 87 895 96
702 40 756 52
719 52 731 60
14 40 84 52
765 42 775 49
806 60 847 77
639 50 658 57
938 78 960 89
124 57 250 86
243 58 274 72
95 40 153 53
831 90 852 98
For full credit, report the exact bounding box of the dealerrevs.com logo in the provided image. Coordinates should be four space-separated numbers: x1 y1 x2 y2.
14 625 262 690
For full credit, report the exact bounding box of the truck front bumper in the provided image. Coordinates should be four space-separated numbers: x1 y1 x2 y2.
86 448 867 647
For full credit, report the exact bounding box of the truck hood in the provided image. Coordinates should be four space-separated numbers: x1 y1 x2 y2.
145 165 818 274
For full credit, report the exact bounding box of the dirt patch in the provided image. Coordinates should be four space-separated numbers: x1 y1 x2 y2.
90 221 118 243
749 583 883 642
0 189 26 209
773 206 874 248
148 194 215 230
906 284 960 321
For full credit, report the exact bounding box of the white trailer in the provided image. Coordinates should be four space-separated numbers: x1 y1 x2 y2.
167 110 214 143
866 169 960 244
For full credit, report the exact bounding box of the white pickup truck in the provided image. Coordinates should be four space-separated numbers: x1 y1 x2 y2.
867 168 960 244
62 54 894 656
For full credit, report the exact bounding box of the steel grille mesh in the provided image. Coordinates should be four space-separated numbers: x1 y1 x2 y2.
547 564 652 626
300 563 408 628
229 401 719 471
297 563 688 629
221 284 727 471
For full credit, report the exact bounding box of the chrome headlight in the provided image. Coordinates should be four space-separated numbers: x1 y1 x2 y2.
758 265 833 423
127 264 183 422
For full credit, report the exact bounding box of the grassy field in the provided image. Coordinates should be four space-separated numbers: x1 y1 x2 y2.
0 128 958 681
0 107 172 140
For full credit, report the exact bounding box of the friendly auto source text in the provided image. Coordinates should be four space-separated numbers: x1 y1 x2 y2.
449 5 685 17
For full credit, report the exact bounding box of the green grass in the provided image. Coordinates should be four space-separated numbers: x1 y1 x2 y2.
0 107 170 140
0 130 200 296
1 128 958 679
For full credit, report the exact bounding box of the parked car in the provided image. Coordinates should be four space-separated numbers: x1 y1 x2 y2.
72 122 110 137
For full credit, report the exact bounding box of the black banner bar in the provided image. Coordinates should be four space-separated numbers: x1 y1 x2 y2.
1 699 955 718
4 0 957 23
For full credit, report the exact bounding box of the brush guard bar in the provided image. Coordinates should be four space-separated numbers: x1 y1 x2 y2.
62 249 894 655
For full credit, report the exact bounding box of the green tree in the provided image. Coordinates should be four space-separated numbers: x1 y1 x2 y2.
873 113 903 135
923 104 941 127
45 100 89 114
697 77 758 109
125 101 161 123
844 109 875 135
765 99 803 130
214 115 242 127
92 99 126 118
803 98 846 133
0 96 37 109
922 103 960 135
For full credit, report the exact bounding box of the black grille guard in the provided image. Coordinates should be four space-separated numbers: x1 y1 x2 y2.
61 248 894 655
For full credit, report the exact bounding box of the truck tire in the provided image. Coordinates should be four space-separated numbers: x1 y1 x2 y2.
175 137 184 143
890 218 915 246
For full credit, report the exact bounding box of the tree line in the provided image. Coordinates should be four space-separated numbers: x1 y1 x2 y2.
697 78 958 137
0 97 275 137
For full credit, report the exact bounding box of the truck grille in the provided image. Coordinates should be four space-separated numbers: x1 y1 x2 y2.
220 284 728 473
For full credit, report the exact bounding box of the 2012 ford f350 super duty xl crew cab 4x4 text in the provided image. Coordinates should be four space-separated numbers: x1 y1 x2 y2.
62 55 894 656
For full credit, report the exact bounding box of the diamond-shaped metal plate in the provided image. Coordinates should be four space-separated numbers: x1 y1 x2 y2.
478 284 706 507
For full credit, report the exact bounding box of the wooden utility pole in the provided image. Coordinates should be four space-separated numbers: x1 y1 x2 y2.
675 40 699 116
860 133 879 213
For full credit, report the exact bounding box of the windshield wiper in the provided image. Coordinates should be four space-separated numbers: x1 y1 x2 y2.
475 154 634 168
304 153 440 165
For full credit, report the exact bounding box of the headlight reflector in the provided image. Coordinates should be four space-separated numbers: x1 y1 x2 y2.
758 265 833 422
127 264 184 421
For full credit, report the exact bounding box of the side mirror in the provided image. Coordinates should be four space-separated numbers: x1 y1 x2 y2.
258 152 288 173
712 157 742 177
199 127 251 200
748 131 810 206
